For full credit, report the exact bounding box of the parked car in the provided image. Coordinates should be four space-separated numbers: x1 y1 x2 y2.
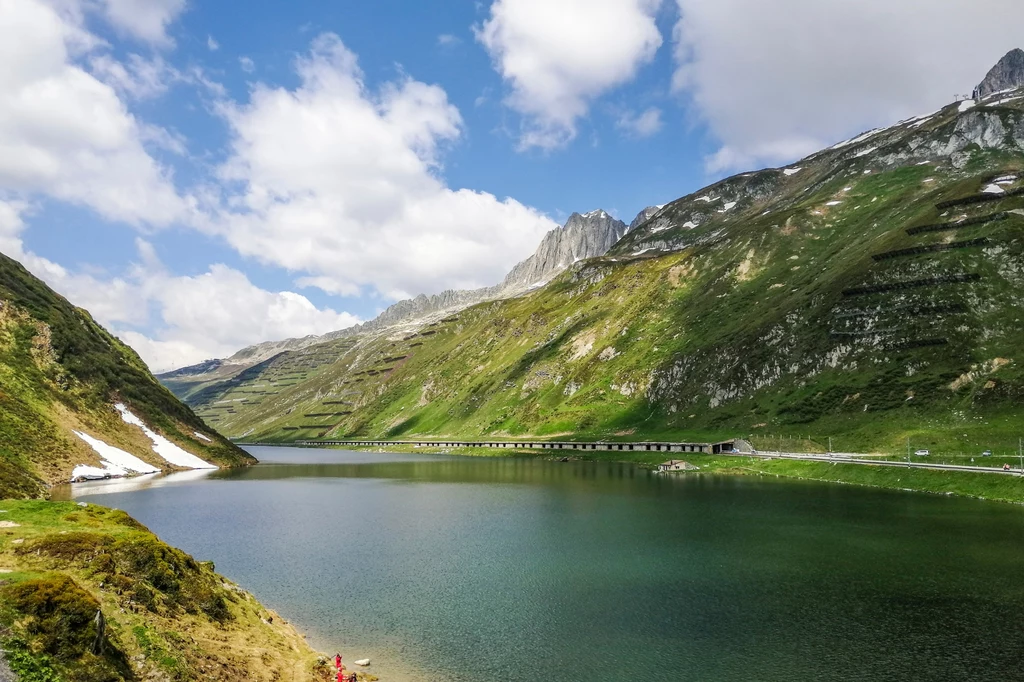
914 449 930 456
982 450 993 456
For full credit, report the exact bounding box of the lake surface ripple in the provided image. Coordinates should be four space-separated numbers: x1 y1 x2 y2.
71 447 1024 681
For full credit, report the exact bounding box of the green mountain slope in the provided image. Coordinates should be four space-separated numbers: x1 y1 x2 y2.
0 500 333 681
166 92 1024 455
0 252 255 498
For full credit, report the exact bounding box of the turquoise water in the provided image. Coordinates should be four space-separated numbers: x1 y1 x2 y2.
72 448 1024 681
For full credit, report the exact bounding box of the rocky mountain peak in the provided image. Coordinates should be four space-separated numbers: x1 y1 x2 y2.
629 206 664 232
500 210 628 292
167 208 633 376
974 48 1024 100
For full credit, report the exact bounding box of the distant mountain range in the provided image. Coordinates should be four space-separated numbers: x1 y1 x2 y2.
157 50 1024 454
161 207 651 375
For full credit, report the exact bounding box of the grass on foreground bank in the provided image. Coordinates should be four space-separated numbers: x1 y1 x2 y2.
0 500 356 682
329 443 1024 505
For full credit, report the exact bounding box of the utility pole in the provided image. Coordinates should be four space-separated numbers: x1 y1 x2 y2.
1019 438 1022 474
907 437 910 464
828 436 833 454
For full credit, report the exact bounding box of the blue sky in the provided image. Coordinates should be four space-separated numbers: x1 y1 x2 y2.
4 0 1023 371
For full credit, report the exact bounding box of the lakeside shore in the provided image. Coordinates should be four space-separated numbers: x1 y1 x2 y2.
306 442 1024 505
0 499 379 681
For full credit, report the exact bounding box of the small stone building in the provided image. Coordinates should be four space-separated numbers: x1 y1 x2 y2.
658 460 700 472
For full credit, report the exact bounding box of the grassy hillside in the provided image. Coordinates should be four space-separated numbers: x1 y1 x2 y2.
167 94 1024 458
0 500 336 681
0 252 255 498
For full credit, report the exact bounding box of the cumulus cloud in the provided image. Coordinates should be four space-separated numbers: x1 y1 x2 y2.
0 199 148 328
0 0 189 225
0 200 30 259
239 56 255 73
673 0 1024 172
476 0 663 150
616 107 662 138
209 33 557 300
97 0 186 45
1 213 358 372
120 254 360 372
1 14 559 369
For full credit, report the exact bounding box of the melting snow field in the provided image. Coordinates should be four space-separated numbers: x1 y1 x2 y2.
116 404 217 469
783 167 803 176
72 431 161 480
194 432 212 442
982 184 1006 195
989 95 1024 107
830 129 881 150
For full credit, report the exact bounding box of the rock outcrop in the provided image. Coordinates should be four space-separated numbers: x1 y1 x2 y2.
629 206 664 231
500 210 629 293
974 48 1024 100
167 209 633 375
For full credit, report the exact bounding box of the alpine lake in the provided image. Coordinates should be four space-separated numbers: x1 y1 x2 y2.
60 447 1024 681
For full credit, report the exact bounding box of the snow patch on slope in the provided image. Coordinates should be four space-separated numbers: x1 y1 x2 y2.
116 404 217 469
72 431 161 481
830 129 882 150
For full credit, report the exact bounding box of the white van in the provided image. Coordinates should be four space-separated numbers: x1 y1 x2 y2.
914 449 930 456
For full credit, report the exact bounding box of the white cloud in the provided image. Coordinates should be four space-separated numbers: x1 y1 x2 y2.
122 256 360 372
89 53 177 99
239 56 255 73
209 33 557 300
89 53 225 101
138 123 188 155
0 199 147 328
673 0 1024 171
476 0 663 150
97 0 186 45
0 199 29 258
616 107 662 138
1 214 358 372
207 35 218 51
437 33 461 47
0 0 189 225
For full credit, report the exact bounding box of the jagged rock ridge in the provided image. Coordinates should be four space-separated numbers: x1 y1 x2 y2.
171 209 639 371
975 48 1024 99
500 210 629 292
629 206 664 231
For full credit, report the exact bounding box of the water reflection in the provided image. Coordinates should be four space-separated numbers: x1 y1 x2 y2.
56 469 216 499
68 446 1024 682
